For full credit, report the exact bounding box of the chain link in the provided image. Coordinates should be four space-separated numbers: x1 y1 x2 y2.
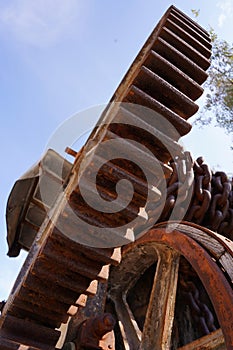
180 278 217 335
160 152 194 221
185 157 212 224
161 155 233 240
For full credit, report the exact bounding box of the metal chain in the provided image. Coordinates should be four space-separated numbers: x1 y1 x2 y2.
160 156 233 240
180 279 217 335
185 157 212 224
160 152 194 221
209 172 232 233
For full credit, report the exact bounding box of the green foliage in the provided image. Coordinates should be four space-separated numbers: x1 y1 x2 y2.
191 9 200 18
191 11 233 136
201 30 233 133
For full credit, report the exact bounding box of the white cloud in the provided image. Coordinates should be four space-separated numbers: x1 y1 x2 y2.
217 0 233 27
0 0 85 47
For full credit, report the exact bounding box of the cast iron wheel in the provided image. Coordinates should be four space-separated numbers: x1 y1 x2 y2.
107 223 233 350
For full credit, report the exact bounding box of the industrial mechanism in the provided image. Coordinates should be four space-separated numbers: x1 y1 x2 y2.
1 5 233 350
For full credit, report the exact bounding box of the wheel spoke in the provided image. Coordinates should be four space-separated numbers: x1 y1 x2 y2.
113 294 141 349
140 246 180 350
177 329 225 349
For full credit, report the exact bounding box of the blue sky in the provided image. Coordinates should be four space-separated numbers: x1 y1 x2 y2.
0 0 232 300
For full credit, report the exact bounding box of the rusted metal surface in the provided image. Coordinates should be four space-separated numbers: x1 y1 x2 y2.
108 224 233 349
1 5 214 350
0 228 121 348
0 314 60 349
160 156 233 241
0 337 44 350
110 5 211 125
73 314 115 350
6 149 72 257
